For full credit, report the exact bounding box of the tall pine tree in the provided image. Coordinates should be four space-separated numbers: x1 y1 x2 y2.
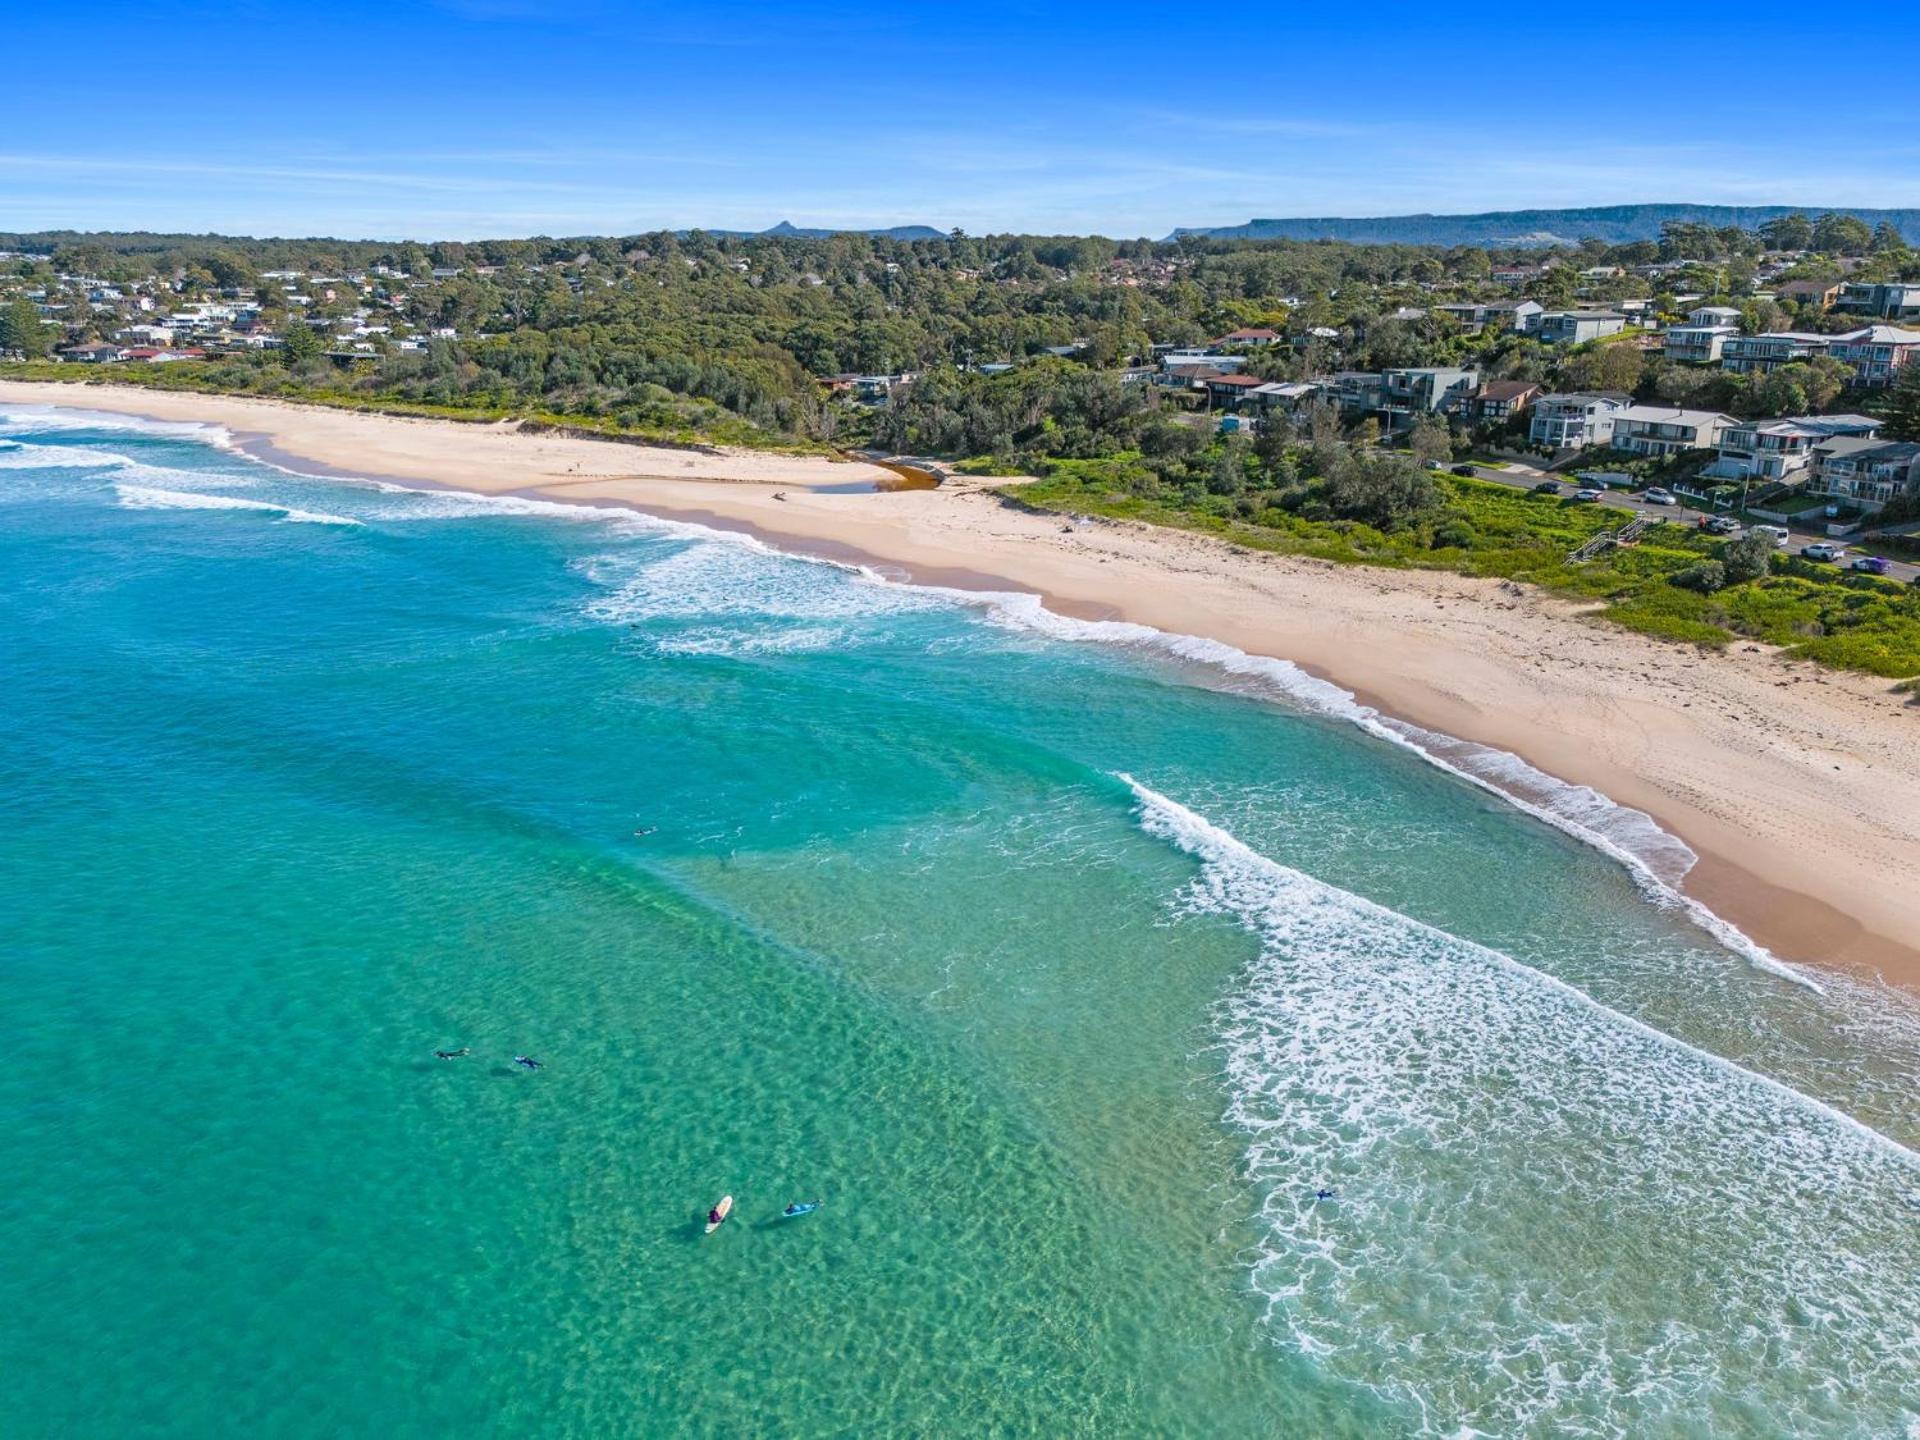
1885 365 1920 442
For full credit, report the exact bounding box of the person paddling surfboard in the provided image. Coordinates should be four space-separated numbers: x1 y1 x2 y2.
704 1195 733 1234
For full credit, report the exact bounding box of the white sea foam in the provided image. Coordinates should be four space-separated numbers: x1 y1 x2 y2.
577 536 949 628
0 404 230 446
1120 774 1920 1437
0 440 139 470
654 625 845 658
112 483 361 526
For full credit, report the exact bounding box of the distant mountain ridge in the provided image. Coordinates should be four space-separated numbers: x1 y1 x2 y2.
724 220 948 241
1170 204 1920 247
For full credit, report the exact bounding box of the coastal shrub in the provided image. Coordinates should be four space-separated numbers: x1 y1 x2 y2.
1670 560 1727 594
1604 588 1732 647
1719 533 1775 584
1431 518 1478 550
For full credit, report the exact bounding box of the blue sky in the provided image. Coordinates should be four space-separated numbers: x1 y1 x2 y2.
7 0 1920 239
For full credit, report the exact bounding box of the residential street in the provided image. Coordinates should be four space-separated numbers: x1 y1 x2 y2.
1453 461 1920 582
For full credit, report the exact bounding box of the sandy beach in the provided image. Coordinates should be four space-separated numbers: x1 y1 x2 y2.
6 378 1917 989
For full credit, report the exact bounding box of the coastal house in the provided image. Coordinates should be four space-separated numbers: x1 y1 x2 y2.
1835 282 1920 321
1713 414 1883 482
1462 379 1540 424
1824 325 1920 387
1720 331 1833 374
114 323 177 347
1202 373 1267 410
57 342 128 363
1491 263 1548 285
1528 392 1630 449
1663 305 1743 363
1811 437 1920 511
1775 279 1843 312
1162 362 1227 389
1537 311 1628 345
1320 371 1387 415
1713 420 1822 481
1434 299 1542 333
849 372 916 402
1379 366 1479 422
1162 351 1247 375
1245 381 1319 417
1608 405 1734 457
1209 327 1283 348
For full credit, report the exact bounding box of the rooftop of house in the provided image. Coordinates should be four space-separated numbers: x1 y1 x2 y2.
1612 405 1733 427
1478 380 1541 401
1815 436 1920 459
1833 325 1920 344
1536 391 1632 408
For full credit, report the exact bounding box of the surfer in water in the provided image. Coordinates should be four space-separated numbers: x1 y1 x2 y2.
434 1047 470 1060
513 1055 543 1071
1315 1189 1337 1201
707 1204 728 1228
784 1200 822 1217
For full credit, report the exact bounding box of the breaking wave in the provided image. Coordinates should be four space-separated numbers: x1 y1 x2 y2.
112 483 361 526
1120 773 1919 1438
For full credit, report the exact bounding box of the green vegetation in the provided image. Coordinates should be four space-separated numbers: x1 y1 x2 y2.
1013 466 1920 676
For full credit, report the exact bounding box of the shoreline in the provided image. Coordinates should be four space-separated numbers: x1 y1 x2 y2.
6 378 1918 992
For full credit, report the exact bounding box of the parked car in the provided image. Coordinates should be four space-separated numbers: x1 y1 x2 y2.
1850 555 1891 575
1532 480 1562 496
1750 524 1790 547
1452 463 1478 478
1642 487 1678 506
1572 488 1604 503
1800 542 1846 563
1700 515 1740 535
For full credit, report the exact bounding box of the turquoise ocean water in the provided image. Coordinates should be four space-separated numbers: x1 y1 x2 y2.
1 405 1916 1438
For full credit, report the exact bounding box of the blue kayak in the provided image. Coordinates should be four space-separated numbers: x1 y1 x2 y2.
780 1201 822 1219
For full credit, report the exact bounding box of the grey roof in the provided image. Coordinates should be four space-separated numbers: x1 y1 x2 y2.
1815 436 1916 458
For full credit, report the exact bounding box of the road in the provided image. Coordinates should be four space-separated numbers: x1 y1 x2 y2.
1452 461 1919 584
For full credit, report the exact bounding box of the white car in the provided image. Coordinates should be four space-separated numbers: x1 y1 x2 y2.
1800 542 1846 563
1642 487 1678 506
1750 525 1791 548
